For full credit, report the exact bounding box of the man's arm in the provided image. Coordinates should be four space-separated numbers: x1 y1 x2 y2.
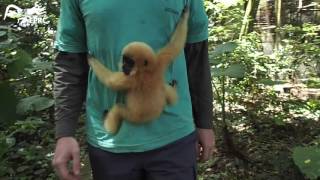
53 52 89 138
184 40 213 129
184 39 216 162
52 0 88 178
52 52 88 180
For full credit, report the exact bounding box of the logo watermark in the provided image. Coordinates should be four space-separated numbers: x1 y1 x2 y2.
3 4 48 27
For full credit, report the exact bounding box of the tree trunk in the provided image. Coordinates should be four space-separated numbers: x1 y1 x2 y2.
257 0 275 55
239 0 260 40
298 0 303 9
248 0 260 33
239 0 253 40
275 0 283 50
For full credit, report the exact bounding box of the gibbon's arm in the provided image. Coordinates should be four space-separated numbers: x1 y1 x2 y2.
88 56 131 91
157 7 190 67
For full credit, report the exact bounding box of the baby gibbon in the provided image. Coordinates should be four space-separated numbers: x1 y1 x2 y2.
88 7 189 134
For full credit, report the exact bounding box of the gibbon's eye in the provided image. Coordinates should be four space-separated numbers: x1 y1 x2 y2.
144 60 148 66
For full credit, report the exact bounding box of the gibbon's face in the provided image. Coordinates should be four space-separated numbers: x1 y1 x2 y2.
121 42 156 76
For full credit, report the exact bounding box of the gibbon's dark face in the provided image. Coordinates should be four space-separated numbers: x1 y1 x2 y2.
121 42 156 76
122 55 152 76
122 55 135 75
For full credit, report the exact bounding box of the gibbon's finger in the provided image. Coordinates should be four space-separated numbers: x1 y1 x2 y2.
183 5 190 14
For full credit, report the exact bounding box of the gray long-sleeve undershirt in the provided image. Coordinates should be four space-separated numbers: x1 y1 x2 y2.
53 40 214 138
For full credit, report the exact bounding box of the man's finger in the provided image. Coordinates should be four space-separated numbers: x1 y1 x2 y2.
195 142 199 160
55 161 74 180
72 150 81 176
200 146 212 162
212 147 218 154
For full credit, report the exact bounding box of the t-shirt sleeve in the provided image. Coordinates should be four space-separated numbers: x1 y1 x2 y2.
54 0 87 53
186 0 209 43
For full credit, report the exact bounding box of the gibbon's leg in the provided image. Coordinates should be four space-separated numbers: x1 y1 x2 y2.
157 6 190 67
165 84 178 105
88 56 131 91
104 104 128 134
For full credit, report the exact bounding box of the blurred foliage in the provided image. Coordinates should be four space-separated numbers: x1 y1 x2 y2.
202 0 320 179
0 0 57 179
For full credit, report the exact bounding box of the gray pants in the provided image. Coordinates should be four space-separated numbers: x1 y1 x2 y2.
88 131 197 180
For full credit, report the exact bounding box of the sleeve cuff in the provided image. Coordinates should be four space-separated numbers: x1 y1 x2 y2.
54 41 87 53
55 119 77 139
187 30 209 43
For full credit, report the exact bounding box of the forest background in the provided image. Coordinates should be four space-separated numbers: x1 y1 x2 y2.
0 0 319 179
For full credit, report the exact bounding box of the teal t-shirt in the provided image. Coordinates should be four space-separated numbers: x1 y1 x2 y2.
55 0 208 153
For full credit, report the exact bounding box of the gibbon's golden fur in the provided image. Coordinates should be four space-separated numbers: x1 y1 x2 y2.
88 7 189 134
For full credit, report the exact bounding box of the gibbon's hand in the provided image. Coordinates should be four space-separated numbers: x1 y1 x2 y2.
52 137 81 180
196 128 217 162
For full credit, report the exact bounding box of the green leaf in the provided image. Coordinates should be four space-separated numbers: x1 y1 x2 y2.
0 31 7 42
17 166 29 173
16 95 54 115
7 50 32 77
212 42 238 57
29 60 53 72
0 39 14 49
274 117 285 126
258 79 287 86
0 134 11 159
211 67 226 77
307 99 320 111
0 31 6 37
34 169 46 175
209 52 223 65
211 64 246 78
0 83 18 125
224 64 246 78
6 137 15 148
293 146 320 179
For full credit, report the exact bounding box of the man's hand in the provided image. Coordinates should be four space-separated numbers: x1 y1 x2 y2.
196 128 217 162
52 137 81 180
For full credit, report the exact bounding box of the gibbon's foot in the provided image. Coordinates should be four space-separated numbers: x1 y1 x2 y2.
104 105 124 134
165 84 178 105
169 79 178 88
